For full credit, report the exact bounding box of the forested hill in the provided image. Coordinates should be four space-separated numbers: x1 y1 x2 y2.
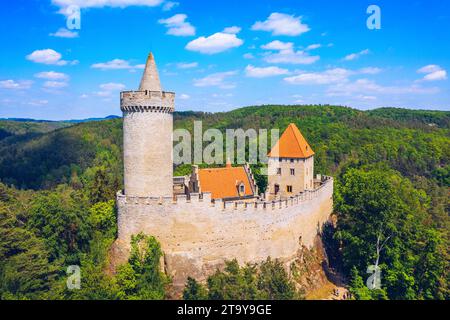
0 105 448 300
0 105 448 190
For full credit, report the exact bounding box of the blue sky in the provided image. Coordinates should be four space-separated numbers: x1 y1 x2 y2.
0 0 449 120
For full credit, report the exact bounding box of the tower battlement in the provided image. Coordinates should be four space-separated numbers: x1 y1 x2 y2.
120 90 175 113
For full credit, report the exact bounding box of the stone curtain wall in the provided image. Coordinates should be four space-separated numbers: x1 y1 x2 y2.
117 177 333 289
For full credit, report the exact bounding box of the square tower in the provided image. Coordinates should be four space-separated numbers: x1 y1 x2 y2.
267 123 315 200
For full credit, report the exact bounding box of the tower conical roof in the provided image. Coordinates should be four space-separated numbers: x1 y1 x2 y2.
268 123 315 158
139 52 162 91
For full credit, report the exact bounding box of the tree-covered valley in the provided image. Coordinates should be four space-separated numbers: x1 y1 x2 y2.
0 105 448 300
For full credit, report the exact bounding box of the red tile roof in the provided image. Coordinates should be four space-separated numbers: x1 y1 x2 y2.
198 166 254 200
268 123 315 159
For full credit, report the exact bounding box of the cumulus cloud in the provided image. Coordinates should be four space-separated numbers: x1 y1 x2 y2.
27 100 49 106
305 44 321 51
284 67 383 85
35 71 69 80
417 65 447 81
26 49 76 66
176 62 198 69
162 1 179 11
261 40 319 65
91 59 144 71
222 26 241 34
93 82 126 97
52 0 163 14
50 28 78 38
193 71 237 88
158 14 195 36
327 79 439 96
243 53 255 59
99 82 126 91
186 28 243 54
343 49 370 61
0 79 33 90
252 12 310 36
358 67 382 75
261 40 293 51
284 68 351 85
43 81 68 88
179 93 190 100
245 65 289 78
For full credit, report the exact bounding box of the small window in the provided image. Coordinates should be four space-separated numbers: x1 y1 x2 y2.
277 168 281 175
290 159 294 163
278 158 282 162
290 168 295 176
239 184 245 194
287 185 293 193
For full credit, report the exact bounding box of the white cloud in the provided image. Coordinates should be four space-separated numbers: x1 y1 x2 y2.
28 100 49 106
222 26 241 34
251 12 310 36
305 44 321 51
99 82 126 91
176 62 198 69
261 40 293 51
343 49 370 61
43 81 68 88
162 1 178 11
423 70 447 81
158 14 195 36
52 0 163 14
193 71 237 88
358 67 382 75
35 71 69 80
186 28 243 54
417 65 447 81
245 65 289 78
243 53 255 59
0 79 33 90
80 94 89 98
417 65 442 74
26 49 75 66
261 40 319 65
91 59 144 70
284 68 351 85
179 93 190 100
327 78 439 96
50 28 78 38
284 67 383 86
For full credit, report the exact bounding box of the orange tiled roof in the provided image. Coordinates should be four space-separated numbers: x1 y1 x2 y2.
268 123 315 158
198 166 254 200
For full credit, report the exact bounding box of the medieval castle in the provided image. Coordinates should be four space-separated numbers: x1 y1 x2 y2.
115 53 334 290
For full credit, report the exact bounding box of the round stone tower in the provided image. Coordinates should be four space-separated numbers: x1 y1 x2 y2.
120 53 174 198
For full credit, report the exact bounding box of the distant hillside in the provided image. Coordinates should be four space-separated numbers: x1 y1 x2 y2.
0 120 72 141
0 115 121 142
0 105 448 190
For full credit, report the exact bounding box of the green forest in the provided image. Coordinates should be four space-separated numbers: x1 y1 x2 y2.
0 105 448 300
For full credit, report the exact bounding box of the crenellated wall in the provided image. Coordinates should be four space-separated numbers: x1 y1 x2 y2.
116 176 334 289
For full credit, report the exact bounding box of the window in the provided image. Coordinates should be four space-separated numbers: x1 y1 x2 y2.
287 185 293 193
274 184 280 195
290 159 294 163
277 168 281 175
290 168 295 176
239 184 245 194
